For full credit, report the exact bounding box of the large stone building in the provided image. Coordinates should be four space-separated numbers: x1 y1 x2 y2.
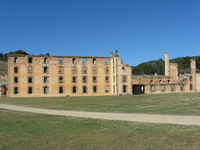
7 50 132 97
7 51 200 97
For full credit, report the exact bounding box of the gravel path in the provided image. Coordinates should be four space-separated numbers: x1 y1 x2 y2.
1 104 200 126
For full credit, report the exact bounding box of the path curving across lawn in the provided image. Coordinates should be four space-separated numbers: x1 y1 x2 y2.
1 104 200 126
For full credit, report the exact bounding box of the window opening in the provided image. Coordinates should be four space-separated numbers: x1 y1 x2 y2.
43 66 48 73
83 86 87 93
72 58 76 64
59 77 64 83
59 58 63 62
82 58 87 64
82 58 87 62
28 57 33 63
59 86 64 93
43 76 49 83
122 76 127 82
14 67 18 73
93 76 97 83
93 58 96 64
28 77 33 83
82 76 87 83
105 59 109 64
73 86 77 93
72 77 77 83
190 84 193 91
105 77 109 83
14 57 19 63
28 87 33 94
14 77 18 83
123 85 127 93
14 87 19 94
105 67 109 73
121 66 125 70
93 86 97 93
180 85 184 91
43 86 48 94
44 58 48 63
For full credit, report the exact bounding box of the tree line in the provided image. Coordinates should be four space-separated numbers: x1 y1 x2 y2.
0 50 50 61
0 50 28 61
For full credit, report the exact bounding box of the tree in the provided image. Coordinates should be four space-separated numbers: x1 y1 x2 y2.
1 50 29 61
0 53 3 60
132 58 165 75
13 50 28 55
132 63 155 75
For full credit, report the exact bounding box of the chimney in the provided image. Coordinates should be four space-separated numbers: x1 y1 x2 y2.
165 52 169 76
190 59 196 91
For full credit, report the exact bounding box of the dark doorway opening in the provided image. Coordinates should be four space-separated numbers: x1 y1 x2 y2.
132 85 145 94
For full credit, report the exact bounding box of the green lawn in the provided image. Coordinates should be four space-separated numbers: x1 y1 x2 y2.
1 93 200 115
1 109 200 150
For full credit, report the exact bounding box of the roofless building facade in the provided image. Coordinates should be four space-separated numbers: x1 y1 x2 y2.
7 51 200 97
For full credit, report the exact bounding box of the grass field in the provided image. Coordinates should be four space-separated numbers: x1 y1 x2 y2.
1 93 200 115
1 109 200 150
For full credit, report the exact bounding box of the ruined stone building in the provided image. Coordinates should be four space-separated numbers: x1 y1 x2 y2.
7 51 200 97
7 50 132 97
132 52 200 94
0 74 8 97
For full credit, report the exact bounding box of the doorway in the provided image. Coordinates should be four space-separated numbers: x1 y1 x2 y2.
132 85 145 94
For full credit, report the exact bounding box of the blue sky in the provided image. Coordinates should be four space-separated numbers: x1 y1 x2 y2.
0 0 199 66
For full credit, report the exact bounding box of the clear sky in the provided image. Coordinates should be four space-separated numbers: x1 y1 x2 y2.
0 0 199 66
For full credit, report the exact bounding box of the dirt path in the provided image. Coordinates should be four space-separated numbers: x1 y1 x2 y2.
1 104 200 126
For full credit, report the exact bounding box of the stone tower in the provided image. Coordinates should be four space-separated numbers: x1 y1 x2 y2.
190 59 196 91
165 52 169 76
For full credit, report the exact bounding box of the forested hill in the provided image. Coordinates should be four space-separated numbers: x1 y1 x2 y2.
132 56 200 75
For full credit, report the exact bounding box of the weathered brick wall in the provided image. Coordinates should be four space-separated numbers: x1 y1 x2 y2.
8 54 133 97
196 74 200 92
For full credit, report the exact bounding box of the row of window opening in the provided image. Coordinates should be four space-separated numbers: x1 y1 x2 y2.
13 75 128 84
14 57 109 65
13 76 110 84
150 84 194 92
13 66 110 74
13 85 111 95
